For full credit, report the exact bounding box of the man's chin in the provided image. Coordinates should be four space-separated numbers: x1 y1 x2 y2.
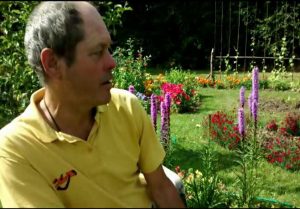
97 91 111 105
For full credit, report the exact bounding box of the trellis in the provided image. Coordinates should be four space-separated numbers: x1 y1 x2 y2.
209 0 299 81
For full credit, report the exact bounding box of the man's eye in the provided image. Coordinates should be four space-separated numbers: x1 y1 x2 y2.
93 51 103 56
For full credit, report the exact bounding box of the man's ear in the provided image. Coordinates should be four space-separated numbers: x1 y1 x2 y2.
40 48 62 79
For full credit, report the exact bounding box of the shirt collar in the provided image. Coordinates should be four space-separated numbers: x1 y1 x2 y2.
21 88 109 143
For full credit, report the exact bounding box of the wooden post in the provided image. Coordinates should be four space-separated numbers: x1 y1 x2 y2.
207 48 215 82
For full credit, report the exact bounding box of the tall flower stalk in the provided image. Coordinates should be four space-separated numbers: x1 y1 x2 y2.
160 101 169 149
251 67 259 129
252 100 258 128
160 93 172 150
238 108 245 138
235 67 261 207
165 93 171 135
240 86 245 108
252 67 259 103
150 94 157 132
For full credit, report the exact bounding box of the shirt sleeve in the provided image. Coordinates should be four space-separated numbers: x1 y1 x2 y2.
0 156 64 208
133 98 166 174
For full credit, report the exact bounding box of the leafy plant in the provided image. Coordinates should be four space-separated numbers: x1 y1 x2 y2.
262 113 300 171
158 82 200 113
164 67 201 113
112 38 151 94
0 2 40 127
204 111 241 150
176 143 237 208
267 70 292 91
94 1 132 37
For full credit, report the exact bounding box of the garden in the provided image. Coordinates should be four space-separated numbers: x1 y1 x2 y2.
112 42 300 208
1 1 300 208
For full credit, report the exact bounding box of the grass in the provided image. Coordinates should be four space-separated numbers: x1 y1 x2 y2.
163 87 300 207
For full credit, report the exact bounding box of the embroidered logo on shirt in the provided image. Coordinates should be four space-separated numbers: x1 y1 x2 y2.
53 169 77 191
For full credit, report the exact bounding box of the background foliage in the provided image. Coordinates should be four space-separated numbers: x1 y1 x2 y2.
115 0 300 71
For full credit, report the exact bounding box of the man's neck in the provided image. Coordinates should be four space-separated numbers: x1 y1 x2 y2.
40 89 96 141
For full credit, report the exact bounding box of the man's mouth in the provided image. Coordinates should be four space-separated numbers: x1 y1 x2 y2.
101 79 112 86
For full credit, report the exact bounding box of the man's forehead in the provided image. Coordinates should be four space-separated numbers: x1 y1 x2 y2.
82 36 111 52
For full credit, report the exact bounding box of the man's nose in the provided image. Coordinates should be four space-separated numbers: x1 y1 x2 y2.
107 52 116 71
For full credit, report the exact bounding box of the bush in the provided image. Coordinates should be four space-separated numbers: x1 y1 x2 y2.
164 67 201 113
267 71 291 91
204 111 241 150
262 113 300 171
112 38 151 93
0 2 40 127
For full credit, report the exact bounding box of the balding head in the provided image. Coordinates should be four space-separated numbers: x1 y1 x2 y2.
24 1 104 85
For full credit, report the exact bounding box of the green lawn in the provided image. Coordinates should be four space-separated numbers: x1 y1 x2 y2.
164 87 300 207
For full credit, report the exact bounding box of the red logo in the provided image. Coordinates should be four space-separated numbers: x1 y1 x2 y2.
53 169 77 191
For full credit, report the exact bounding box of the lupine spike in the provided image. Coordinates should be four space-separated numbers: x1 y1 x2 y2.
238 108 245 137
252 100 258 123
165 93 171 112
150 94 157 131
160 101 169 148
165 93 171 132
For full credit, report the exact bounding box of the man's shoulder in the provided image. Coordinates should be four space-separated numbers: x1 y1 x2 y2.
111 88 135 98
110 88 139 104
0 116 25 152
108 88 144 115
0 108 38 148
0 116 23 138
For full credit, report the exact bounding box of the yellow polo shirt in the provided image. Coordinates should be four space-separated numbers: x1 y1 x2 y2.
0 88 165 208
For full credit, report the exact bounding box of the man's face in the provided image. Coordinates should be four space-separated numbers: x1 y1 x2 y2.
61 5 116 107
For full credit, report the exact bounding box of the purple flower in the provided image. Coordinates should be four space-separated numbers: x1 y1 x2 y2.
128 85 135 94
252 100 258 123
252 67 259 103
240 86 245 108
248 93 253 116
238 108 245 137
164 93 171 131
136 92 147 101
160 101 169 147
165 93 171 112
150 94 157 131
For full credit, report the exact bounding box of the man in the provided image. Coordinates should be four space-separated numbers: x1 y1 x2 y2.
0 1 185 208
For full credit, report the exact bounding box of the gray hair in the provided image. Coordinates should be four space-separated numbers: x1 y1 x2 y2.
24 1 85 84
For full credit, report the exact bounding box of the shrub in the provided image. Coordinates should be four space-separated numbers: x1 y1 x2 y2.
112 38 151 93
158 82 200 113
144 73 166 96
164 68 201 113
261 132 300 171
204 111 241 150
0 2 40 127
280 113 300 136
267 71 291 91
262 113 300 171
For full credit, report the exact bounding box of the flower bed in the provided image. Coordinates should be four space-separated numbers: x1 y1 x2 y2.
262 112 300 171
